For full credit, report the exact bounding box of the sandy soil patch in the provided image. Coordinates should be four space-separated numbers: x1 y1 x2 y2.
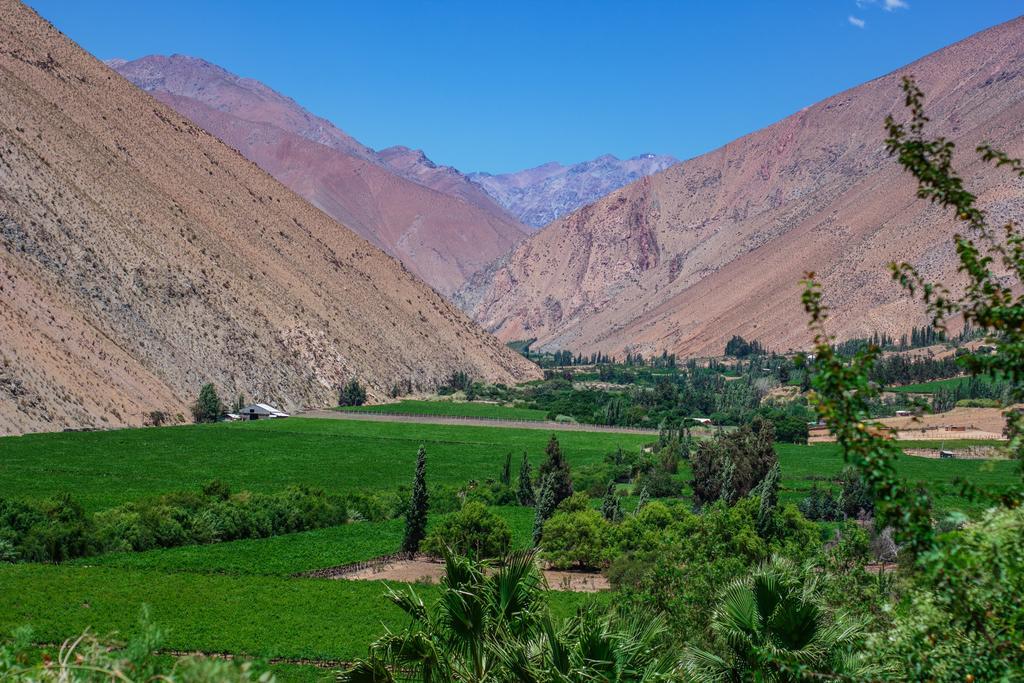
879 407 1008 434
902 446 1006 460
327 557 609 592
810 407 1009 443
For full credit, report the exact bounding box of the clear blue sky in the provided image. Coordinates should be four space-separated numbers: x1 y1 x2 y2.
26 0 1024 174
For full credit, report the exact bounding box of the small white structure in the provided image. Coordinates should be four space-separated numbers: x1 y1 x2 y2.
689 417 713 426
238 403 289 420
895 410 912 417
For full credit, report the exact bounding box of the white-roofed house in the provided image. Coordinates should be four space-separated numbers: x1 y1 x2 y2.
237 403 289 420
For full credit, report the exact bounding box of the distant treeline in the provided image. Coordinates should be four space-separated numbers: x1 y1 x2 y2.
834 324 980 357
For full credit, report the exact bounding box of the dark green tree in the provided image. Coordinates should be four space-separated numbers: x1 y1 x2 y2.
691 418 777 507
537 434 573 508
499 452 512 487
338 379 368 407
600 482 621 523
516 452 535 506
401 445 429 554
635 485 650 513
751 462 780 538
532 474 557 546
191 383 223 423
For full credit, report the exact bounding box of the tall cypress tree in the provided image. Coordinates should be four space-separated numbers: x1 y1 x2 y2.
402 445 429 553
753 462 781 539
635 485 650 514
601 481 621 522
537 434 573 507
517 452 535 506
500 452 512 487
532 474 557 546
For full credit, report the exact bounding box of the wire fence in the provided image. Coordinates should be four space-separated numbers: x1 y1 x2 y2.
332 409 661 434
299 551 420 579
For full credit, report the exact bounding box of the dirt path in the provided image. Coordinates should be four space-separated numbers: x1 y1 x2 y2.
298 409 660 435
318 556 610 593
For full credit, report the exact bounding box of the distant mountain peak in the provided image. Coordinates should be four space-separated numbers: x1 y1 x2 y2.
469 153 678 228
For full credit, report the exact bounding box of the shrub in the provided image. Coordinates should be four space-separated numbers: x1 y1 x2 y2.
955 398 1000 408
839 467 874 519
1 485 349 563
0 494 94 563
878 507 1024 679
632 469 682 498
338 379 368 407
606 554 655 590
799 486 842 521
539 508 610 569
574 462 617 497
422 501 511 559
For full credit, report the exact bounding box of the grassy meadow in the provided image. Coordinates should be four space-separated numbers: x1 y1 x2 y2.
0 418 649 511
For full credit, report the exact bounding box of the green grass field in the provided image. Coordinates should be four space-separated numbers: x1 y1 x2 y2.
73 507 538 577
2 417 1018 679
72 520 406 576
338 399 549 421
0 563 607 665
0 418 650 511
887 376 988 393
774 442 1018 515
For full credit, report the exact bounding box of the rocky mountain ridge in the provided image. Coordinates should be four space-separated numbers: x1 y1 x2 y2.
112 54 528 295
470 153 678 228
460 16 1024 357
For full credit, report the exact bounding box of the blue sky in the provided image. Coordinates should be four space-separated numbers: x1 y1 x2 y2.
26 0 1024 174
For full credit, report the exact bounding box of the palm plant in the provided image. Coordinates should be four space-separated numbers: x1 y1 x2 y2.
341 549 679 683
495 608 678 682
340 549 547 683
682 557 878 682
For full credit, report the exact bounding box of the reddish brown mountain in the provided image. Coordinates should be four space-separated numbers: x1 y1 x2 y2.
112 55 528 295
461 17 1024 357
0 0 538 435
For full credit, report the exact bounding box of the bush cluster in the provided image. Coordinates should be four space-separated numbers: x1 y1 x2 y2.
0 483 348 563
421 501 511 559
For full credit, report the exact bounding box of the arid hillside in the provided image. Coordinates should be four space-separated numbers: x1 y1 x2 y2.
461 17 1024 357
470 154 677 228
0 0 539 435
112 55 528 295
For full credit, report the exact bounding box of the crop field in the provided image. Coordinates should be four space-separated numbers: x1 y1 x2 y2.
1 417 1017 679
0 418 650 511
338 399 549 421
0 564 605 669
887 376 990 393
773 442 1018 515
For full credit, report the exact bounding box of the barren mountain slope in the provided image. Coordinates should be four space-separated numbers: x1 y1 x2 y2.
0 0 538 435
113 55 528 295
462 17 1024 356
375 144 510 215
470 154 678 228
